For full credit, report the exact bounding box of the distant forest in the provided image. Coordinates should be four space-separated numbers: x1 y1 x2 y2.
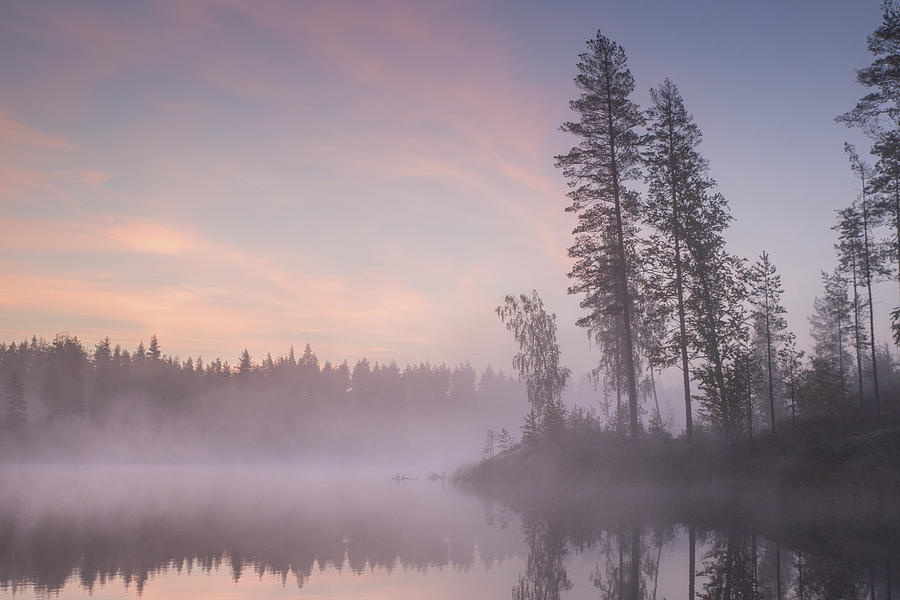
0 334 525 462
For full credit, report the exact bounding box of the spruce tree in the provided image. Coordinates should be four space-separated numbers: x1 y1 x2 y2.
555 31 644 440
148 334 161 362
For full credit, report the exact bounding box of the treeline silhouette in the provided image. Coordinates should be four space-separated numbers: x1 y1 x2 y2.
0 333 524 461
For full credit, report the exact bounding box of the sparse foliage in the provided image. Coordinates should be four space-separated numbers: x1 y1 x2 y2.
497 291 571 439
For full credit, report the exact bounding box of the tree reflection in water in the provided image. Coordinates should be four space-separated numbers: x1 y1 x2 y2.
506 488 900 600
0 470 899 599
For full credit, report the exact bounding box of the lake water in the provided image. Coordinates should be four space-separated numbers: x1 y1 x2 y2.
0 466 895 599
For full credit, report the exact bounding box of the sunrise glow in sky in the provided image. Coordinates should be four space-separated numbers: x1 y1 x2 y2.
0 1 888 375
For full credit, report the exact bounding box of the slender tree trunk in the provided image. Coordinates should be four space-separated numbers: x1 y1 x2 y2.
604 69 640 442
650 363 661 428
895 177 900 304
790 371 797 428
615 335 623 435
861 189 881 421
852 251 866 408
798 552 805 600
666 103 693 444
675 232 693 443
838 305 846 400
764 285 776 435
747 354 753 440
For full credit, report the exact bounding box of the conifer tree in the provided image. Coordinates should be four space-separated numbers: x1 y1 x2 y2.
642 78 710 443
748 251 788 434
521 409 540 445
809 269 852 401
872 133 900 306
838 0 900 140
482 429 496 458
835 204 869 408
148 334 161 362
238 349 253 376
555 31 644 440
4 371 26 432
498 428 513 452
778 333 803 429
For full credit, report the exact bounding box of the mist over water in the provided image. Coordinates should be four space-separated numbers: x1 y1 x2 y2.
0 466 897 599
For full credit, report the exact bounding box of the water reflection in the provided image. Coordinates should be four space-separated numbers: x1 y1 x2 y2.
502 486 900 600
0 467 897 599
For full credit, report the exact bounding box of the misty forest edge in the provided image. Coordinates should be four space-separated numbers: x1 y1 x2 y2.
4 9 900 497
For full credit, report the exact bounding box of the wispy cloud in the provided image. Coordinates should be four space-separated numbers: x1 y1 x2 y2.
0 111 74 150
0 1 576 368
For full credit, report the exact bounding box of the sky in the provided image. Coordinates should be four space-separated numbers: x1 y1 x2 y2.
0 0 890 381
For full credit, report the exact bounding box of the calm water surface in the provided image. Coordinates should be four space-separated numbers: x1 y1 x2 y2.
0 466 895 599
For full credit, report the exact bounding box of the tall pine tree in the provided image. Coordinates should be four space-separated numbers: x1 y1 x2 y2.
556 31 644 440
642 78 713 443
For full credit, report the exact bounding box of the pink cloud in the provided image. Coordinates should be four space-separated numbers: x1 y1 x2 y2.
0 111 74 150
